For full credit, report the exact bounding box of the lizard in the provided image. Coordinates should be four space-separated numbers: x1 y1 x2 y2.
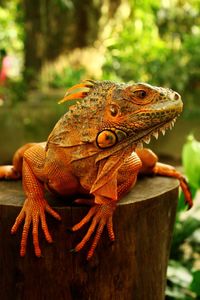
0 80 193 260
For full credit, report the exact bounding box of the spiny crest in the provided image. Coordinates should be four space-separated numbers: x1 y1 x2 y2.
58 79 117 105
58 80 95 104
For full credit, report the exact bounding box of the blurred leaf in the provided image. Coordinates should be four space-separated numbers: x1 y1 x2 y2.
171 216 200 256
189 228 200 244
166 286 195 300
0 2 24 53
49 67 86 89
166 261 196 299
167 260 193 288
190 271 200 295
182 135 200 189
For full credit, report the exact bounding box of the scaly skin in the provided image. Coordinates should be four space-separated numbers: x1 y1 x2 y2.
0 80 193 259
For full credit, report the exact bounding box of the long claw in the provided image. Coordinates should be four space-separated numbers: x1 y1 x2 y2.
152 163 193 209
87 221 104 260
72 202 116 259
32 214 41 257
20 216 31 257
12 198 60 257
72 207 96 231
40 213 53 243
45 204 61 221
180 179 193 209
74 218 97 252
107 216 115 241
11 210 25 234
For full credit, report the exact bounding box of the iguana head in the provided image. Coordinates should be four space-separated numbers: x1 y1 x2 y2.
96 81 182 149
57 80 182 153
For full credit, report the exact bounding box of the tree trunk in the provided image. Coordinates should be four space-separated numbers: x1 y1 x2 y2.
0 176 178 300
22 0 109 88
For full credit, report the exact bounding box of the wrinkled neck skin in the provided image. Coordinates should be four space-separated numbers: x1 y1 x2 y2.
47 101 138 166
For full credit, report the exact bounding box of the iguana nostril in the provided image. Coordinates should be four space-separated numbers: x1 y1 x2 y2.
174 92 180 100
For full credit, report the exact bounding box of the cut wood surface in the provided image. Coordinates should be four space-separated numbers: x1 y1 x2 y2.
0 176 179 300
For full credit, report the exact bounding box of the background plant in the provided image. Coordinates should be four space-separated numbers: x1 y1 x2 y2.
166 136 200 299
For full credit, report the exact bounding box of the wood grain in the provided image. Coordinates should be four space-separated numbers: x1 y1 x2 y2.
0 176 179 300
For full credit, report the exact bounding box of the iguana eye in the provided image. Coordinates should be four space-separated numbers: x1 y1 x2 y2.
96 130 117 149
110 104 119 117
133 90 147 99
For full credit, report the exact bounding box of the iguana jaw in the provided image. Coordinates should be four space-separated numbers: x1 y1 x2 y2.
132 99 183 148
123 115 179 149
97 97 182 153
135 116 178 148
96 116 179 162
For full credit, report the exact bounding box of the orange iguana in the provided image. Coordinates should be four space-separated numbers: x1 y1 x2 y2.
0 80 193 260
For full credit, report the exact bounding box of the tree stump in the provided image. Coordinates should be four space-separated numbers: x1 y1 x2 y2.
0 176 179 300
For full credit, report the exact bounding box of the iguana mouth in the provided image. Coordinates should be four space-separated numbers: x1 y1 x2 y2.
95 116 179 162
135 116 178 149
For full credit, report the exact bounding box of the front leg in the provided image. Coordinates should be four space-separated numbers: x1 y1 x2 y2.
152 162 193 209
136 148 193 209
72 196 116 260
11 146 61 257
72 152 142 259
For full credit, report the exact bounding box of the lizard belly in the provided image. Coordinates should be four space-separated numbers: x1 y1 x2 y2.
46 174 83 196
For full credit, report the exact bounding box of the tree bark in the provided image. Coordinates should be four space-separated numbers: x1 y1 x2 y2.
0 176 179 300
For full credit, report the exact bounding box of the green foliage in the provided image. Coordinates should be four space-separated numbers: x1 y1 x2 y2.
0 1 24 104
190 270 200 296
4 80 27 104
49 67 86 89
102 0 200 118
182 135 200 190
166 261 194 299
167 135 200 299
0 1 24 53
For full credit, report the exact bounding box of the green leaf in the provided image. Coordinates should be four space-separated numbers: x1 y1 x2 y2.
171 217 200 256
167 260 193 288
182 135 200 189
190 270 200 295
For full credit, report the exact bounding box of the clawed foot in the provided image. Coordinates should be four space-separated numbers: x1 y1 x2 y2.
179 176 193 209
71 201 116 260
152 162 193 209
11 198 61 257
